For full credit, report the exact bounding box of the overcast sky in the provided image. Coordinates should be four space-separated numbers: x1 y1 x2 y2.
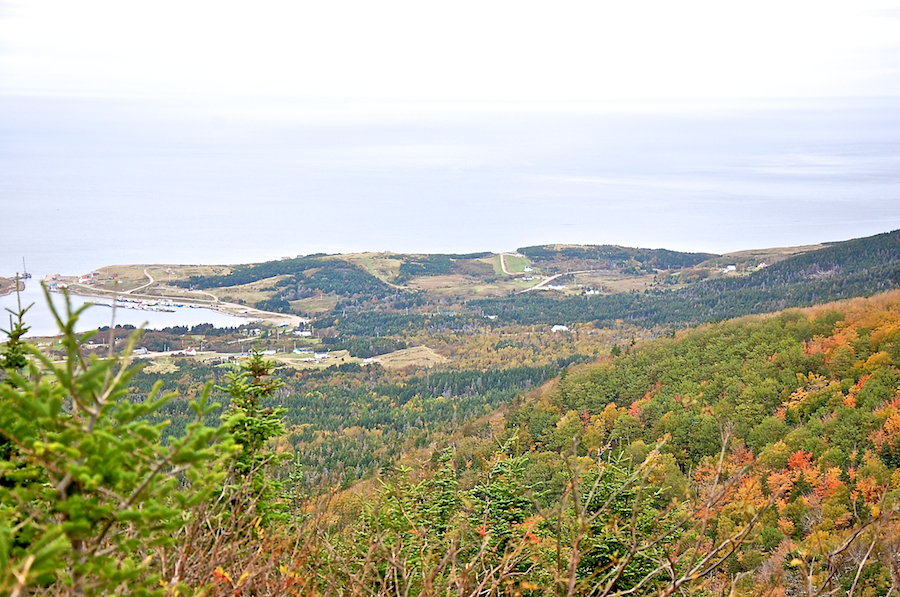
1 0 899 102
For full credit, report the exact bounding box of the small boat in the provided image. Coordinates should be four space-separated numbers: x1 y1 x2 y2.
20 257 31 279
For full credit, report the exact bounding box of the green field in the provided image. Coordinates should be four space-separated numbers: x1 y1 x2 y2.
501 254 531 274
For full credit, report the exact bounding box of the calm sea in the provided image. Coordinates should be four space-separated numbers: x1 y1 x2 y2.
0 281 255 337
1 95 899 331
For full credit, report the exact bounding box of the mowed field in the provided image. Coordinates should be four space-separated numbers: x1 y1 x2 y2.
500 254 532 274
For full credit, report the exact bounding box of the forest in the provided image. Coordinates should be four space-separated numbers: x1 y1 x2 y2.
3 230 900 596
517 244 715 272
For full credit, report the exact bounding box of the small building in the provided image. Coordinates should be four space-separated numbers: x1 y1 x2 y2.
551 325 570 332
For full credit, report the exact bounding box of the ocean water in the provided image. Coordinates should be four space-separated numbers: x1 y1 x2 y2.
0 281 255 337
2 95 899 279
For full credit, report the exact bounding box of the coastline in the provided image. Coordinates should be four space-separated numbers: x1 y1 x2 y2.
54 278 307 328
0 277 25 299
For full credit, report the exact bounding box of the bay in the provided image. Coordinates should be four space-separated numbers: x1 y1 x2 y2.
0 281 255 337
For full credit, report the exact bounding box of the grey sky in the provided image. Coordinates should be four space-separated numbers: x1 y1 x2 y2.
1 0 899 101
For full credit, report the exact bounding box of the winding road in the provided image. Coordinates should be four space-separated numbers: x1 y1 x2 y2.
125 269 155 294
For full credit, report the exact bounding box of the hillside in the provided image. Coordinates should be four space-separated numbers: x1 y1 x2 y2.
20 287 900 595
6 234 900 594
472 229 900 328
171 230 900 339
312 290 900 595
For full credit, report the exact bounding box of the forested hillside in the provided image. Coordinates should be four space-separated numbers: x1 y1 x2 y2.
162 231 900 339
518 244 715 272
4 232 900 595
474 229 900 327
8 288 900 595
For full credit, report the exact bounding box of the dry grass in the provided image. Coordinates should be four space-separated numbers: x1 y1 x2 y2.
142 360 179 374
341 253 405 286
207 275 290 305
290 294 339 315
565 271 656 293
90 264 232 291
406 274 471 292
709 244 825 267
372 345 448 369
87 265 153 292
406 275 528 298
277 349 356 369
0 276 17 297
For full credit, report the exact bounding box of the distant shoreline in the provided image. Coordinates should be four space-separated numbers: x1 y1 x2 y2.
0 278 24 299
57 282 307 329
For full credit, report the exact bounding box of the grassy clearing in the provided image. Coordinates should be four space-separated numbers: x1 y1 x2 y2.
342 253 404 286
161 264 232 282
207 275 290 305
501 254 531 274
406 275 528 298
290 294 339 315
89 265 152 292
141 287 217 302
277 349 356 369
406 274 471 293
142 360 179 374
567 271 656 293
372 345 448 369
704 244 825 269
485 255 505 275
86 265 232 293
